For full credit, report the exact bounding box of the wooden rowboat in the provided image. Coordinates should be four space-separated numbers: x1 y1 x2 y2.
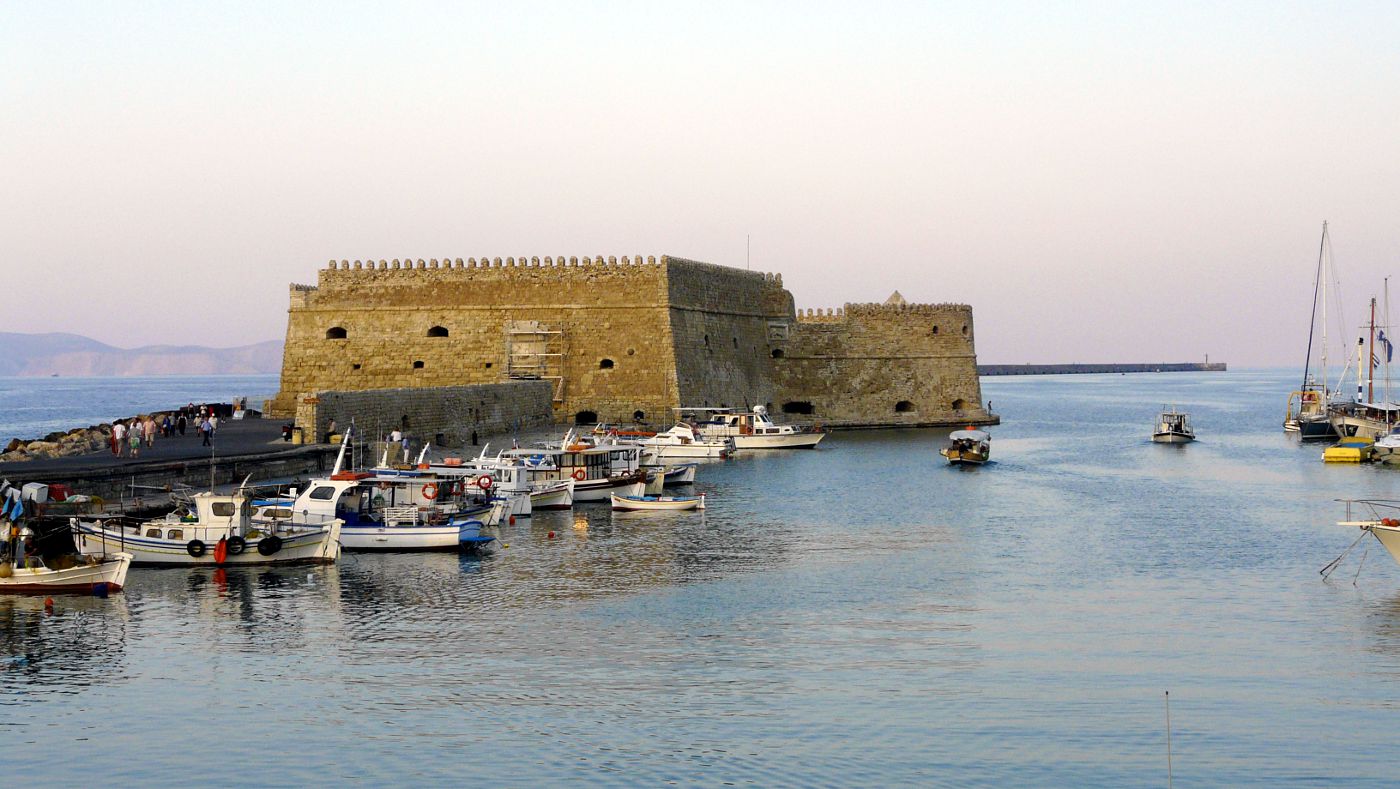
610 493 706 511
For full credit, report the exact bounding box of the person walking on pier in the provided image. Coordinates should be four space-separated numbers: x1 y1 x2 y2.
200 416 213 446
111 421 126 456
176 413 187 437
143 417 156 448
129 425 142 458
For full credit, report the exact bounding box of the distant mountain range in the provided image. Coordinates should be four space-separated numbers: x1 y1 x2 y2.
0 333 283 377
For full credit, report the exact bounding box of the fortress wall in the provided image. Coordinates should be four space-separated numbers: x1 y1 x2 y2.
269 257 679 422
292 380 554 449
772 303 989 426
663 258 791 411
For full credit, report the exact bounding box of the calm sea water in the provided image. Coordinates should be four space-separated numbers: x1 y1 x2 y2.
0 374 280 444
6 369 1400 786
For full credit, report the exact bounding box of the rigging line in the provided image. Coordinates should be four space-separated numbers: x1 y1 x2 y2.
1353 545 1370 587
1321 528 1369 579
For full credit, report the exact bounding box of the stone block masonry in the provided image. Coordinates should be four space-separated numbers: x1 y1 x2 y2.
292 381 554 448
269 256 993 429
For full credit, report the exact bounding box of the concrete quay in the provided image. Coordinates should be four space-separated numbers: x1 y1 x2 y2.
0 420 340 503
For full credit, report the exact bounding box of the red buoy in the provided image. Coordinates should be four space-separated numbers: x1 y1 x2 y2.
547 531 556 539
509 515 516 525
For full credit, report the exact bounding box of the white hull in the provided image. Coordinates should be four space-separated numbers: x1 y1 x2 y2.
663 465 697 485
530 481 574 510
731 432 824 449
640 443 730 459
0 553 132 594
572 477 647 503
74 521 341 566
1152 432 1195 444
341 525 464 551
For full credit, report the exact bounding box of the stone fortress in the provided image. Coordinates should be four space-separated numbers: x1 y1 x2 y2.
267 254 993 439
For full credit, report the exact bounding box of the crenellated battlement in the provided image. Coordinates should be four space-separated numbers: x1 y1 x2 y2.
323 254 670 270
794 301 971 323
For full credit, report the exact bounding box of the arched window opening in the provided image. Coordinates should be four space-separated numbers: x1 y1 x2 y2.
427 326 449 337
895 400 914 413
771 348 785 359
484 362 493 369
413 360 424 369
352 363 362 370
325 326 347 340
599 358 615 369
574 410 599 425
951 398 967 411
633 410 646 421
703 334 710 347
401 415 411 428
733 337 739 348
962 324 969 336
781 401 815 415
932 325 939 335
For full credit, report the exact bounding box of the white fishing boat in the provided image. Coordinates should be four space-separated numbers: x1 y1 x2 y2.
1152 408 1195 443
0 521 131 595
502 438 647 503
634 423 734 460
611 493 706 511
940 429 991 464
530 479 575 510
71 490 341 566
1329 293 1399 440
687 405 825 449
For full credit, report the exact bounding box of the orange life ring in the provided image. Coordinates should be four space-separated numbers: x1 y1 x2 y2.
421 483 438 500
476 474 494 490
571 469 586 481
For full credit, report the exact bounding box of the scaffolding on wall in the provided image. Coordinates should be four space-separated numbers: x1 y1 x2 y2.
506 320 566 403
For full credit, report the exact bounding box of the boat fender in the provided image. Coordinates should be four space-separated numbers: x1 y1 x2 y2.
213 537 228 564
257 535 284 556
421 483 439 500
226 536 246 555
186 539 207 558
476 474 494 490
571 469 586 481
1384 518 1399 527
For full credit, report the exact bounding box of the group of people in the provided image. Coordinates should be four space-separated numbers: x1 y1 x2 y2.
108 404 219 457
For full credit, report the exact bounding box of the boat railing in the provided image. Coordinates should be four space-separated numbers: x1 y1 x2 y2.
1336 498 1400 524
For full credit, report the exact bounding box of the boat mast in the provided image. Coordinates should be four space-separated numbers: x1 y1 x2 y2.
1321 222 1330 396
1369 297 1377 404
1304 221 1326 390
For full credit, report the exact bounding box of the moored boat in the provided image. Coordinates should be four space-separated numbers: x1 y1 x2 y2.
1322 436 1374 463
1336 499 1400 568
687 405 825 449
610 493 706 511
940 429 991 464
71 490 341 566
0 520 131 595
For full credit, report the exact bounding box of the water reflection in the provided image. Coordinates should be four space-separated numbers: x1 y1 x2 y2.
0 594 132 700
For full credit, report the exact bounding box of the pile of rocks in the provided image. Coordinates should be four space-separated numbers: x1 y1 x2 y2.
2 423 124 463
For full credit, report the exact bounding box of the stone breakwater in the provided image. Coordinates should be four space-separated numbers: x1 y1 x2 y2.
2 424 115 463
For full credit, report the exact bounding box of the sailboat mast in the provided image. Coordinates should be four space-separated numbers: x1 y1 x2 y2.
1303 222 1327 390
1369 297 1377 404
1321 223 1330 395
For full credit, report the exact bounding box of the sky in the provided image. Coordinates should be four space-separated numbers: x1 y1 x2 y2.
2 1 1398 366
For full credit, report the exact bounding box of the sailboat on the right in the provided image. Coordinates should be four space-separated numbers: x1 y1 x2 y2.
1285 222 1344 440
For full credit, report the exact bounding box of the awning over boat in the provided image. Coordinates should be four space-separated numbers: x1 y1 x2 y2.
949 430 990 441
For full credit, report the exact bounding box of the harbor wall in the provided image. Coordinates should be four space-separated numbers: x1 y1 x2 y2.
269 255 990 429
978 362 1228 375
291 381 554 447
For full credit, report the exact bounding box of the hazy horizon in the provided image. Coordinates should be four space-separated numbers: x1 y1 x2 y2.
3 2 1397 366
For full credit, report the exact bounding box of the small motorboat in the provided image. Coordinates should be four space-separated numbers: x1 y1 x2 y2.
1323 436 1374 463
0 526 132 595
940 429 991 465
610 493 706 511
1152 407 1195 443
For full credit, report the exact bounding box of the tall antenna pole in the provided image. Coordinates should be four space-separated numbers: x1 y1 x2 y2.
1165 691 1173 789
1370 297 1377 404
